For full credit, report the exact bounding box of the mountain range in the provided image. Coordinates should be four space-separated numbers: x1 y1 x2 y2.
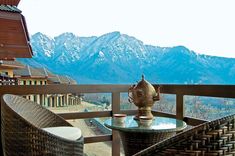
18 31 235 84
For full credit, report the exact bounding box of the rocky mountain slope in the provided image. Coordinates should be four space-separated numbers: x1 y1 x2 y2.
18 32 235 84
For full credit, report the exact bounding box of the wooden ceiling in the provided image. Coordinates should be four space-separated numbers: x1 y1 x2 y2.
0 0 20 6
0 0 33 60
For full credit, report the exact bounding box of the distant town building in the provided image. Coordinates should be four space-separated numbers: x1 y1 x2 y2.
0 60 81 107
12 64 81 107
47 74 81 106
14 65 50 106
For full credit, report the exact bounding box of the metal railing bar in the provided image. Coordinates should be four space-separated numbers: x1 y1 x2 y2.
151 110 176 118
57 111 112 120
84 135 112 144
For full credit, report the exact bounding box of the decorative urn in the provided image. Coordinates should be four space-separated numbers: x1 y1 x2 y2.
128 75 160 120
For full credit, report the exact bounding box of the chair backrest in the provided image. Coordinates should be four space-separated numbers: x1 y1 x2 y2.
134 113 235 156
1 94 83 156
2 94 71 128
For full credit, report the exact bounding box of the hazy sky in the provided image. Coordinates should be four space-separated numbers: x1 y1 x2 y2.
19 0 235 58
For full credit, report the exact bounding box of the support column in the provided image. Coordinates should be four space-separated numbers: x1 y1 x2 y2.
176 94 184 120
36 95 40 104
30 95 33 102
112 92 121 156
66 94 69 106
59 96 62 107
55 96 58 107
57 95 60 107
41 94 45 106
69 97 71 106
50 97 53 107
63 95 66 106
44 94 48 107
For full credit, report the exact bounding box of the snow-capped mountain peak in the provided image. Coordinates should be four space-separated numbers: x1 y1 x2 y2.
19 32 235 84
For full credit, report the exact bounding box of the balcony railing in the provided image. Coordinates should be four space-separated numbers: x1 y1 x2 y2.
0 84 235 156
0 75 18 85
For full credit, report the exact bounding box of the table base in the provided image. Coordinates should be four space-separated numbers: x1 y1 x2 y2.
119 131 175 156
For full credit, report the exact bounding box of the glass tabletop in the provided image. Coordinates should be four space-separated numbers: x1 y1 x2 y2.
104 116 187 133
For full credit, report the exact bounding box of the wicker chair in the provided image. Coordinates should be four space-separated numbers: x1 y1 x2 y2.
1 94 84 156
134 113 235 156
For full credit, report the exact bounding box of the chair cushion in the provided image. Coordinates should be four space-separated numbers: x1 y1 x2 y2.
42 126 82 141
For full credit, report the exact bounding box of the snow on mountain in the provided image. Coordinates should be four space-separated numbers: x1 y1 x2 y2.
19 32 235 84
31 32 55 58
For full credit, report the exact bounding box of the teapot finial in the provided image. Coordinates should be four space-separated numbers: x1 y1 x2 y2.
142 74 145 80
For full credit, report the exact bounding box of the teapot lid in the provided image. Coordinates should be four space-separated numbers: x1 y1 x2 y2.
136 75 156 93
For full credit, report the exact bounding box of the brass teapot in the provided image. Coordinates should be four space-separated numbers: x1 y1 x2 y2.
128 75 160 119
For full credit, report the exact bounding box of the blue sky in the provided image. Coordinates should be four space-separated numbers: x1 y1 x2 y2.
19 0 235 58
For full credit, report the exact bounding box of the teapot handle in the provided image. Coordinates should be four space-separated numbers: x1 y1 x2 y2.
128 85 135 103
153 86 160 101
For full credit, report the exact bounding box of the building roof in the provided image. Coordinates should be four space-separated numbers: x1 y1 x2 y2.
14 65 46 78
48 75 60 84
0 0 20 6
35 68 55 78
0 0 33 59
66 76 77 84
14 65 77 84
48 75 77 84
59 76 77 84
0 60 24 69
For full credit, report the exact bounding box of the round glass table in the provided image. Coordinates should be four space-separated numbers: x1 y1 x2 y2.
104 115 187 156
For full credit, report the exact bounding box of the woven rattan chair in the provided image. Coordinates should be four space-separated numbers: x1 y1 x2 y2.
134 113 235 156
1 94 84 156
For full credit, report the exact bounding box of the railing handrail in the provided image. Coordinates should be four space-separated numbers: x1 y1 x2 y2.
157 84 235 98
0 84 235 98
